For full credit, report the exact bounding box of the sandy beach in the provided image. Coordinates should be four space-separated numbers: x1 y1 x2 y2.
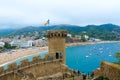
0 47 48 65
66 41 95 47
66 41 120 47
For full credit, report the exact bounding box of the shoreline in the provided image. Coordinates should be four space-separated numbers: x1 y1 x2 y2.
66 41 120 47
66 42 95 47
0 41 120 67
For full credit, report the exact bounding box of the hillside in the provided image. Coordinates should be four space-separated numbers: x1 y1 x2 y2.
0 29 16 37
2 24 120 40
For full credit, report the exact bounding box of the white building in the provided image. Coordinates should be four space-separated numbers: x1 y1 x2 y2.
10 40 34 48
94 38 101 42
89 38 101 42
0 42 5 47
34 39 47 47
67 34 72 38
75 35 81 39
42 37 46 40
84 35 89 40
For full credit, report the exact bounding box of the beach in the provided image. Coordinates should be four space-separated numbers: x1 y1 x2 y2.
66 41 95 47
0 47 48 65
66 41 120 47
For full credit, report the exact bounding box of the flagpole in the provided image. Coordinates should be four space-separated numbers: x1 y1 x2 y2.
48 19 50 26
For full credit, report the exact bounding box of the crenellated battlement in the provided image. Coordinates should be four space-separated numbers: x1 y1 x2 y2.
19 59 29 68
0 67 4 75
8 62 17 71
0 52 64 78
46 30 67 38
32 56 42 63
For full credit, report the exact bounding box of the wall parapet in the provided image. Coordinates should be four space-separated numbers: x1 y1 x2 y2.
0 53 62 77
101 61 120 80
94 61 120 80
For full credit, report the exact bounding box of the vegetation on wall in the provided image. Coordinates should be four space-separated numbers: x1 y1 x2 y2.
114 52 120 65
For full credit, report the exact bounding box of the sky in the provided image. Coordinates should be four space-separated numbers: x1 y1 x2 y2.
0 0 120 29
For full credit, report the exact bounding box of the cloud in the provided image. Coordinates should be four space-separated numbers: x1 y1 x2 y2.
0 0 120 28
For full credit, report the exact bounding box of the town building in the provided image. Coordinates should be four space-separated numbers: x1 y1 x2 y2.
84 35 89 40
89 38 101 42
10 40 34 48
0 42 5 47
34 39 47 47
67 33 72 38
75 35 81 39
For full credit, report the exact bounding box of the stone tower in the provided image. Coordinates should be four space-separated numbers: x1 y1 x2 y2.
46 30 67 64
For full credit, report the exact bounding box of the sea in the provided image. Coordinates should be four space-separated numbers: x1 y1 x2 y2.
3 42 120 74
66 42 120 74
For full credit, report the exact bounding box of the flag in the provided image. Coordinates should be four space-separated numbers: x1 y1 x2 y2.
44 19 50 26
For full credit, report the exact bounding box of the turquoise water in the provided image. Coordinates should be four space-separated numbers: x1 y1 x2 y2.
66 42 120 74
3 42 120 74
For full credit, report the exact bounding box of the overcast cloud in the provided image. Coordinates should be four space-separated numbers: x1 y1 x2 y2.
0 0 120 29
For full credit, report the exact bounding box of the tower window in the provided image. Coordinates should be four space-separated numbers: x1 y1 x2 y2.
56 52 59 59
58 33 60 37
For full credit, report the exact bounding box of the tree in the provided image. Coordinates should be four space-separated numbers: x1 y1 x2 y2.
0 46 4 52
4 42 16 49
4 42 11 49
114 52 120 64
81 35 86 42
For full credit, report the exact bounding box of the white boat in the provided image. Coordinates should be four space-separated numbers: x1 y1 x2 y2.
99 48 103 50
85 55 89 58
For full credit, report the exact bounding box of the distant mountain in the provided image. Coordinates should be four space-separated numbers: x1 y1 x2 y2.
0 29 16 37
2 24 120 40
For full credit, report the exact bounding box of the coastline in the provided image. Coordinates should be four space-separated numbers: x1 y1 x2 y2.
66 41 120 47
0 41 120 67
66 42 95 47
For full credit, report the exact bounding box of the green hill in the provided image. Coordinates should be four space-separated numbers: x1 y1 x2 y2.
2 24 120 40
0 29 16 37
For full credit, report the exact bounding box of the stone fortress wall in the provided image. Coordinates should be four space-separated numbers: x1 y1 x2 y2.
0 54 72 80
94 61 120 80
